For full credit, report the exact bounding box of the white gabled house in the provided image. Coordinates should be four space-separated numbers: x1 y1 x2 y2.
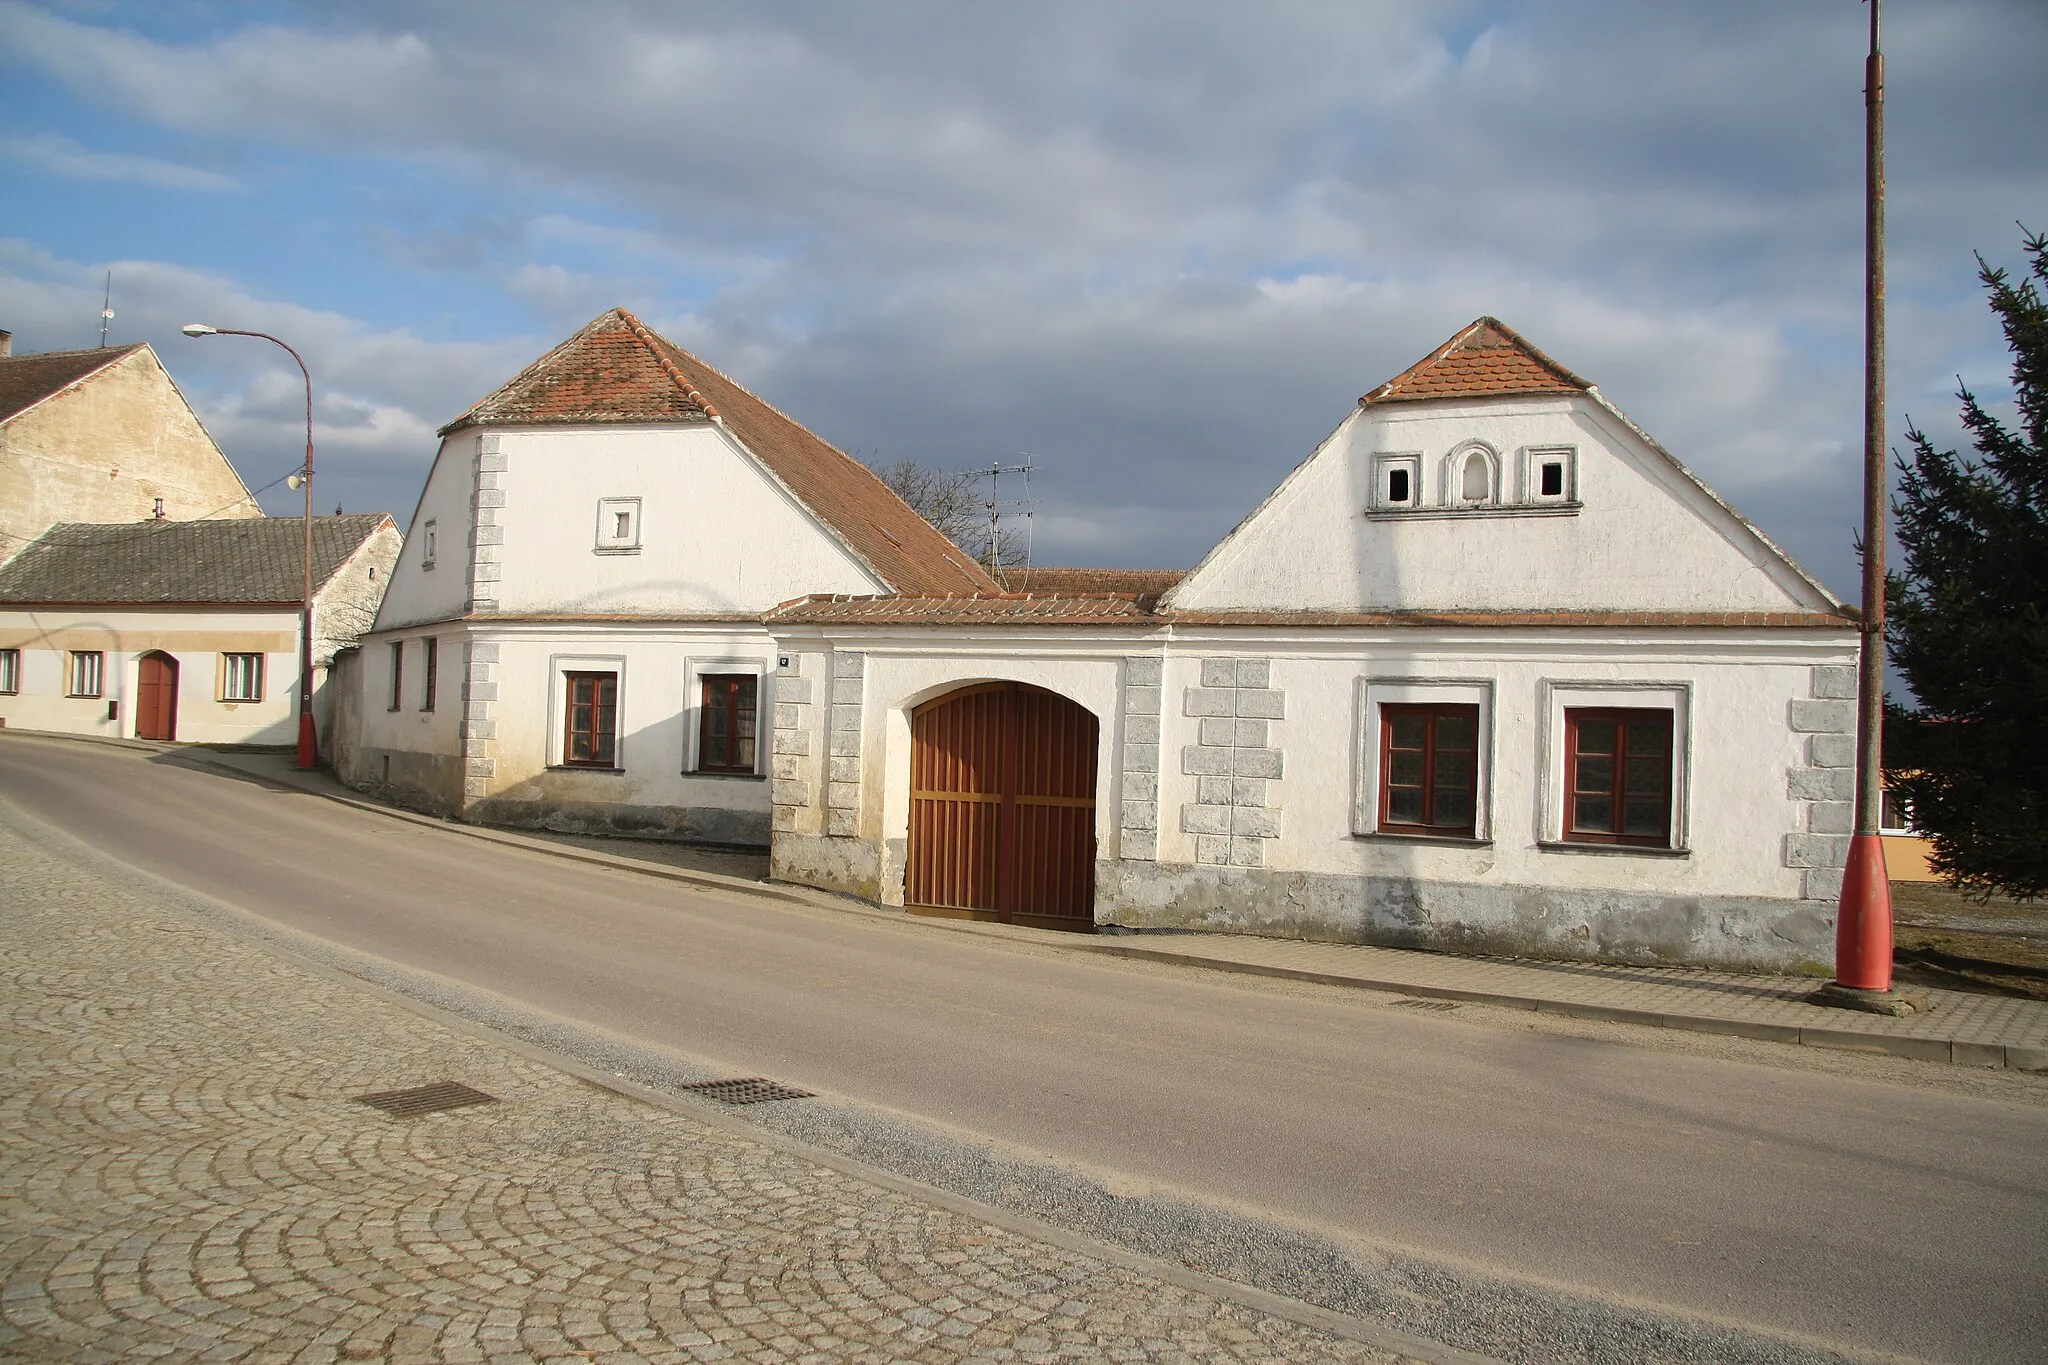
347 308 996 840
765 319 1863 971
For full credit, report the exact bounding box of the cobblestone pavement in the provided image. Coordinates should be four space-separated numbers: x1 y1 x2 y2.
0 817 1426 1365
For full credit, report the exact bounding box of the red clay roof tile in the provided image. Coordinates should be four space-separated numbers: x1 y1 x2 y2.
1361 317 1590 407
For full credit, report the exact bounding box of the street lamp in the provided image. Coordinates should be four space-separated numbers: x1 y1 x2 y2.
182 323 319 771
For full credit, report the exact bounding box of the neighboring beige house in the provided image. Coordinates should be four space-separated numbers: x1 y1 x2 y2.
348 308 994 838
765 319 1864 973
0 331 261 561
0 516 399 746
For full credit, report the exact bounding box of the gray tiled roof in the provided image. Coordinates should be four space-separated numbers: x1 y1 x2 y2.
0 515 392 604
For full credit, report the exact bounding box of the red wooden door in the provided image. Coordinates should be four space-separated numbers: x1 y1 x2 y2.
136 652 178 741
908 682 1097 931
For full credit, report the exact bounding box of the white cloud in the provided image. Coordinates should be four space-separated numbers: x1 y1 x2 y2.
0 131 238 190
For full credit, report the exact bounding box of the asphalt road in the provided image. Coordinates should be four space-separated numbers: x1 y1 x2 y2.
4 735 2045 1364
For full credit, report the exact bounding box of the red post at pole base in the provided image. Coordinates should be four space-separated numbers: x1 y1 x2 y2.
296 710 318 771
1810 833 1929 1015
1834 832 1892 990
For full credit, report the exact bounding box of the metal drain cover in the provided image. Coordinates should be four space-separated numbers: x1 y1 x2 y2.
679 1077 813 1105
1392 997 1461 1012
355 1081 498 1117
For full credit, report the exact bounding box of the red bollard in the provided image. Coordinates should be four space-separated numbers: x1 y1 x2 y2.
1833 834 1893 991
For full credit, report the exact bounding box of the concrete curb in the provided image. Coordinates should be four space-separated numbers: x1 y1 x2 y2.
18 731 2038 1077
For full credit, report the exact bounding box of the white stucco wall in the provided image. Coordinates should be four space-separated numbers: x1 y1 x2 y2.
0 606 300 744
1170 396 1835 614
373 437 474 632
470 424 882 617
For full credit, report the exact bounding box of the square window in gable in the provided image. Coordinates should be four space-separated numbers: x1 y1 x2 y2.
595 497 642 554
1370 453 1423 512
1524 447 1578 504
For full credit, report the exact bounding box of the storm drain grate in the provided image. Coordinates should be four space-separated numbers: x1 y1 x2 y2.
354 1081 498 1118
679 1077 814 1106
1392 997 1462 1012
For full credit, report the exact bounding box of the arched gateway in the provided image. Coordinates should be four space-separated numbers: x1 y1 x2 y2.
907 682 1098 932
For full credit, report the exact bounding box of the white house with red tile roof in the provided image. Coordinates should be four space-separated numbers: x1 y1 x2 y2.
345 309 997 841
763 319 1863 972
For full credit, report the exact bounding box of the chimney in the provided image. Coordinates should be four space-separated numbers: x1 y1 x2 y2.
153 498 165 521
0 331 12 358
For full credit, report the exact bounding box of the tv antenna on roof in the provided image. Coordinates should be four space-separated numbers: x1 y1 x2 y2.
980 454 1037 575
99 272 114 348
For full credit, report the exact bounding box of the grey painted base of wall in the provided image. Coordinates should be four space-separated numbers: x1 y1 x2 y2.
345 748 466 819
466 795 770 847
772 832 882 903
1096 859 1838 975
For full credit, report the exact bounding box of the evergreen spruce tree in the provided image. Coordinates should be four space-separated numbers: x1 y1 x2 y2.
1885 230 2048 900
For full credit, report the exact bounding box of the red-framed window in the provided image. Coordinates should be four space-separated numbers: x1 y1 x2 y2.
1564 708 1673 846
563 672 619 767
697 674 759 773
1378 703 1479 837
421 637 438 713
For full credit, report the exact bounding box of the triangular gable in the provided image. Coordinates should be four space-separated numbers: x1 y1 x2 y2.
442 309 996 598
1164 317 1843 615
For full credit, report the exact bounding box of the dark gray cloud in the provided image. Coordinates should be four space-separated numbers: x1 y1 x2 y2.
1 1 2042 593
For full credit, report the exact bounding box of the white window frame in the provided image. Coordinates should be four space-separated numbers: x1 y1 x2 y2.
1353 677 1496 841
422 519 437 569
595 497 643 554
220 652 264 703
1522 445 1579 505
0 647 18 695
1536 680 1692 852
547 653 629 770
67 650 104 699
1370 452 1424 512
1441 441 1501 508
682 655 770 776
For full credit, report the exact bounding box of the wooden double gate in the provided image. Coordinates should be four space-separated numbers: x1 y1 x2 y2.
907 682 1098 932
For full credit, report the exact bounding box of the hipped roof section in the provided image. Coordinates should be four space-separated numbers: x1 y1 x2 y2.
1358 316 1590 407
439 309 996 597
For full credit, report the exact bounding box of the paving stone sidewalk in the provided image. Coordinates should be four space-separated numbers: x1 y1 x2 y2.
0 817 1439 1365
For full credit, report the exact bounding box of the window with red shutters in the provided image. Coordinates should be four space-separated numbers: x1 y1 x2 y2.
1564 708 1673 846
1378 703 1479 838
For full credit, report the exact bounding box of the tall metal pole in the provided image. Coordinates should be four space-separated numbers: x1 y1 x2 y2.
179 325 319 770
1831 0 1897 998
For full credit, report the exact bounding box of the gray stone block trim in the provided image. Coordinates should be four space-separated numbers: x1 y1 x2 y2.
1781 665 1857 894
770 652 820 834
1118 656 1163 861
1179 658 1283 866
466 435 504 615
458 640 498 802
821 651 865 836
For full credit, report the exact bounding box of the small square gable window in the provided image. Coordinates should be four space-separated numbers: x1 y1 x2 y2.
1524 447 1577 504
1371 453 1422 512
595 497 642 554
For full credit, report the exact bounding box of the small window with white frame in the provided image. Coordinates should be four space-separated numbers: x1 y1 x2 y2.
67 650 103 699
684 657 768 775
1353 677 1495 841
0 647 18 695
1371 453 1423 511
221 652 264 702
422 519 437 568
596 497 642 554
1443 442 1499 508
1524 446 1577 504
1879 786 1916 835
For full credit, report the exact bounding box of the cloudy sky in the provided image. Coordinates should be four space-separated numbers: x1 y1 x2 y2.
2 0 2042 596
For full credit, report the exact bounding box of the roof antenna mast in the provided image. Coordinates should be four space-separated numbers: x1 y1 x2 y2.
980 454 1037 577
99 272 114 348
